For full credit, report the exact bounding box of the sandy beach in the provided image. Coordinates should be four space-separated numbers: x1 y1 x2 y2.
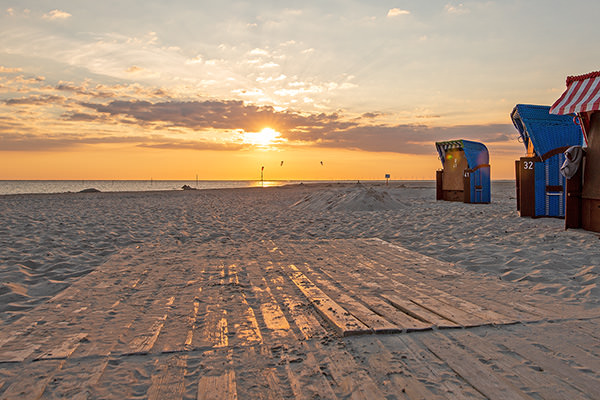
0 181 599 398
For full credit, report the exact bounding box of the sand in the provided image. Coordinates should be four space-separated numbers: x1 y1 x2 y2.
0 181 599 398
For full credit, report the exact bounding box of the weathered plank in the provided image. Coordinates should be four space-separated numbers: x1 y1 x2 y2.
395 334 486 399
381 293 460 329
197 369 238 400
147 355 187 400
228 264 264 346
0 360 64 399
316 263 431 332
360 294 432 332
36 333 88 360
321 347 388 400
448 329 595 400
300 264 400 334
285 352 338 400
352 336 434 400
285 264 370 336
279 293 327 340
185 298 201 347
0 343 42 363
127 313 168 354
421 333 532 400
489 328 600 396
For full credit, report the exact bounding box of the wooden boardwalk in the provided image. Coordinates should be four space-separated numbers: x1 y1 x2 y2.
0 238 598 399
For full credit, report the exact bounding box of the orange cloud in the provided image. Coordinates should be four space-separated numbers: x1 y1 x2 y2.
387 8 410 17
42 9 72 20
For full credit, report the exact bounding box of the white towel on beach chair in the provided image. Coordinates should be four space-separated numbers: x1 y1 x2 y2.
560 145 583 179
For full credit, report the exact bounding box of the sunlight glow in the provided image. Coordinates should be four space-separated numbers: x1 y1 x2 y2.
243 127 285 148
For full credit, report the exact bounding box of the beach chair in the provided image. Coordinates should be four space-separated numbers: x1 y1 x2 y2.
435 139 490 203
550 71 600 232
511 104 583 218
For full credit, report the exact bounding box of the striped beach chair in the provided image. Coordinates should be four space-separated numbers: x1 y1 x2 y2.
511 104 583 218
435 139 491 203
550 71 600 232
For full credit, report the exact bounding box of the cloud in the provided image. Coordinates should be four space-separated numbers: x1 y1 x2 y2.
312 123 514 154
79 99 353 134
42 9 72 20
74 99 516 154
4 95 65 106
387 8 410 17
126 65 144 73
445 3 469 15
0 66 23 73
0 131 247 152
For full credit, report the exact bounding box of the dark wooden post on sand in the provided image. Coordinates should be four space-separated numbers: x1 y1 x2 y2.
565 166 582 229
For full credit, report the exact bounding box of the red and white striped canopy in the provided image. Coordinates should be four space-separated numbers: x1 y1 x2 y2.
550 71 600 115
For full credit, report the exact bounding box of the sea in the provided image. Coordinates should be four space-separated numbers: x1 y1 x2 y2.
0 180 299 195
0 179 439 195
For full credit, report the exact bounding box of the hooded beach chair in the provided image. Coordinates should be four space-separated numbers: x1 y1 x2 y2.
511 104 583 218
550 71 600 232
435 139 490 203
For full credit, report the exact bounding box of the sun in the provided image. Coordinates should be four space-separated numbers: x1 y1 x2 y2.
243 127 284 148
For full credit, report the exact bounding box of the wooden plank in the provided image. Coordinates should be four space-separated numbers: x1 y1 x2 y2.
490 329 600 396
0 343 41 362
322 348 388 400
0 360 65 399
448 330 595 400
396 335 486 399
360 294 432 332
36 358 110 399
344 249 503 327
285 352 338 400
280 293 327 340
260 301 291 333
237 296 263 345
147 355 187 400
262 368 286 399
309 242 490 328
0 321 38 348
36 333 88 360
197 369 238 400
334 292 400 334
355 336 435 400
401 283 496 327
301 264 400 334
316 263 431 332
285 265 370 336
228 265 263 346
411 282 516 325
127 313 167 354
421 333 532 400
185 298 201 347
381 293 460 329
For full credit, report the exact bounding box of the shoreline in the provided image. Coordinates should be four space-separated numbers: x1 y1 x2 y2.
0 179 519 196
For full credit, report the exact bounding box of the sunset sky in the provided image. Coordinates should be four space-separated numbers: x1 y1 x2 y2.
1 1 598 180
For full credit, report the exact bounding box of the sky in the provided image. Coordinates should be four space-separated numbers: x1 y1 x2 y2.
1 1 599 181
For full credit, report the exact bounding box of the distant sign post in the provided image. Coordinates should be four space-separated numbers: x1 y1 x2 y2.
385 173 390 185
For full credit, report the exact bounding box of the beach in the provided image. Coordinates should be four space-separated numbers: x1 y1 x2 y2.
0 181 599 398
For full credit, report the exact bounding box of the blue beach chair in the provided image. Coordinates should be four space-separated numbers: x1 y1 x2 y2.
511 104 583 218
435 139 491 203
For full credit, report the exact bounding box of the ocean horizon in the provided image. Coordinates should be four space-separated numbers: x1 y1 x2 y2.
0 179 444 195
